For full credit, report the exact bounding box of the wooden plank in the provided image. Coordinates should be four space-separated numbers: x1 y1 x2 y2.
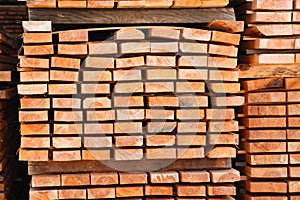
244 105 286 116
151 42 178 53
84 57 114 69
116 56 144 68
208 44 238 57
211 31 241 46
22 21 51 32
115 28 145 40
29 190 58 200
89 42 117 55
145 82 174 93
19 57 49 69
27 0 56 8
21 137 50 148
23 33 52 44
90 172 118 185
179 170 210 183
21 124 50 135
20 98 50 109
178 56 208 67
28 8 236 24
50 70 78 82
119 173 148 185
206 109 235 120
244 25 293 37
59 30 88 42
83 97 111 109
245 142 286 153
145 186 173 196
242 77 284 91
245 130 286 140
59 189 86 199
54 124 82 135
239 64 300 79
32 174 61 187
48 84 77 95
212 96 244 106
19 149 48 161
245 92 286 104
244 117 286 128
146 148 176 159
206 184 236 196
147 55 176 66
208 133 238 145
28 158 232 175
208 83 240 93
206 147 236 158
251 0 293 10
116 109 144 121
19 110 48 122
246 181 287 193
51 57 80 70
88 188 115 199
207 20 244 33
176 82 205 93
20 71 49 82
57 44 87 55
115 136 143 147
246 166 287 178
178 69 208 80
52 150 81 161
116 186 143 197
24 45 54 55
120 42 150 54
246 154 288 165
176 185 206 197
52 98 81 109
209 169 240 183
208 120 239 132
53 137 81 148
147 122 176 133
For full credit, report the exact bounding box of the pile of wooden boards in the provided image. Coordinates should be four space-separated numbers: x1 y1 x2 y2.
234 0 300 78
232 0 300 199
21 0 229 8
18 20 245 199
0 29 23 199
29 169 240 199
0 5 28 35
237 77 300 200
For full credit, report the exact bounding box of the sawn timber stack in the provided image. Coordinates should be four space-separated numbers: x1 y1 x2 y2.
18 20 244 199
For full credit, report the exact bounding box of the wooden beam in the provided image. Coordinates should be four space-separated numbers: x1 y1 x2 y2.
28 158 232 175
28 8 235 24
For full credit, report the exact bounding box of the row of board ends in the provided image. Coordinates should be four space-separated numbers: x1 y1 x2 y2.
21 20 245 34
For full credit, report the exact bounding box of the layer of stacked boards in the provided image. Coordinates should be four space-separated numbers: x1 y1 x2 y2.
18 20 245 199
19 0 230 8
232 0 300 199
237 77 300 200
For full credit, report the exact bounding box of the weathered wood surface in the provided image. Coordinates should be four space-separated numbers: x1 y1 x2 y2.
28 8 235 24
28 158 231 175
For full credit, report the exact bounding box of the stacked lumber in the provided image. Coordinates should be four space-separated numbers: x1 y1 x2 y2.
18 20 244 199
239 77 300 199
29 169 240 199
233 0 300 79
22 0 230 8
0 5 28 34
0 29 23 199
18 20 244 162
